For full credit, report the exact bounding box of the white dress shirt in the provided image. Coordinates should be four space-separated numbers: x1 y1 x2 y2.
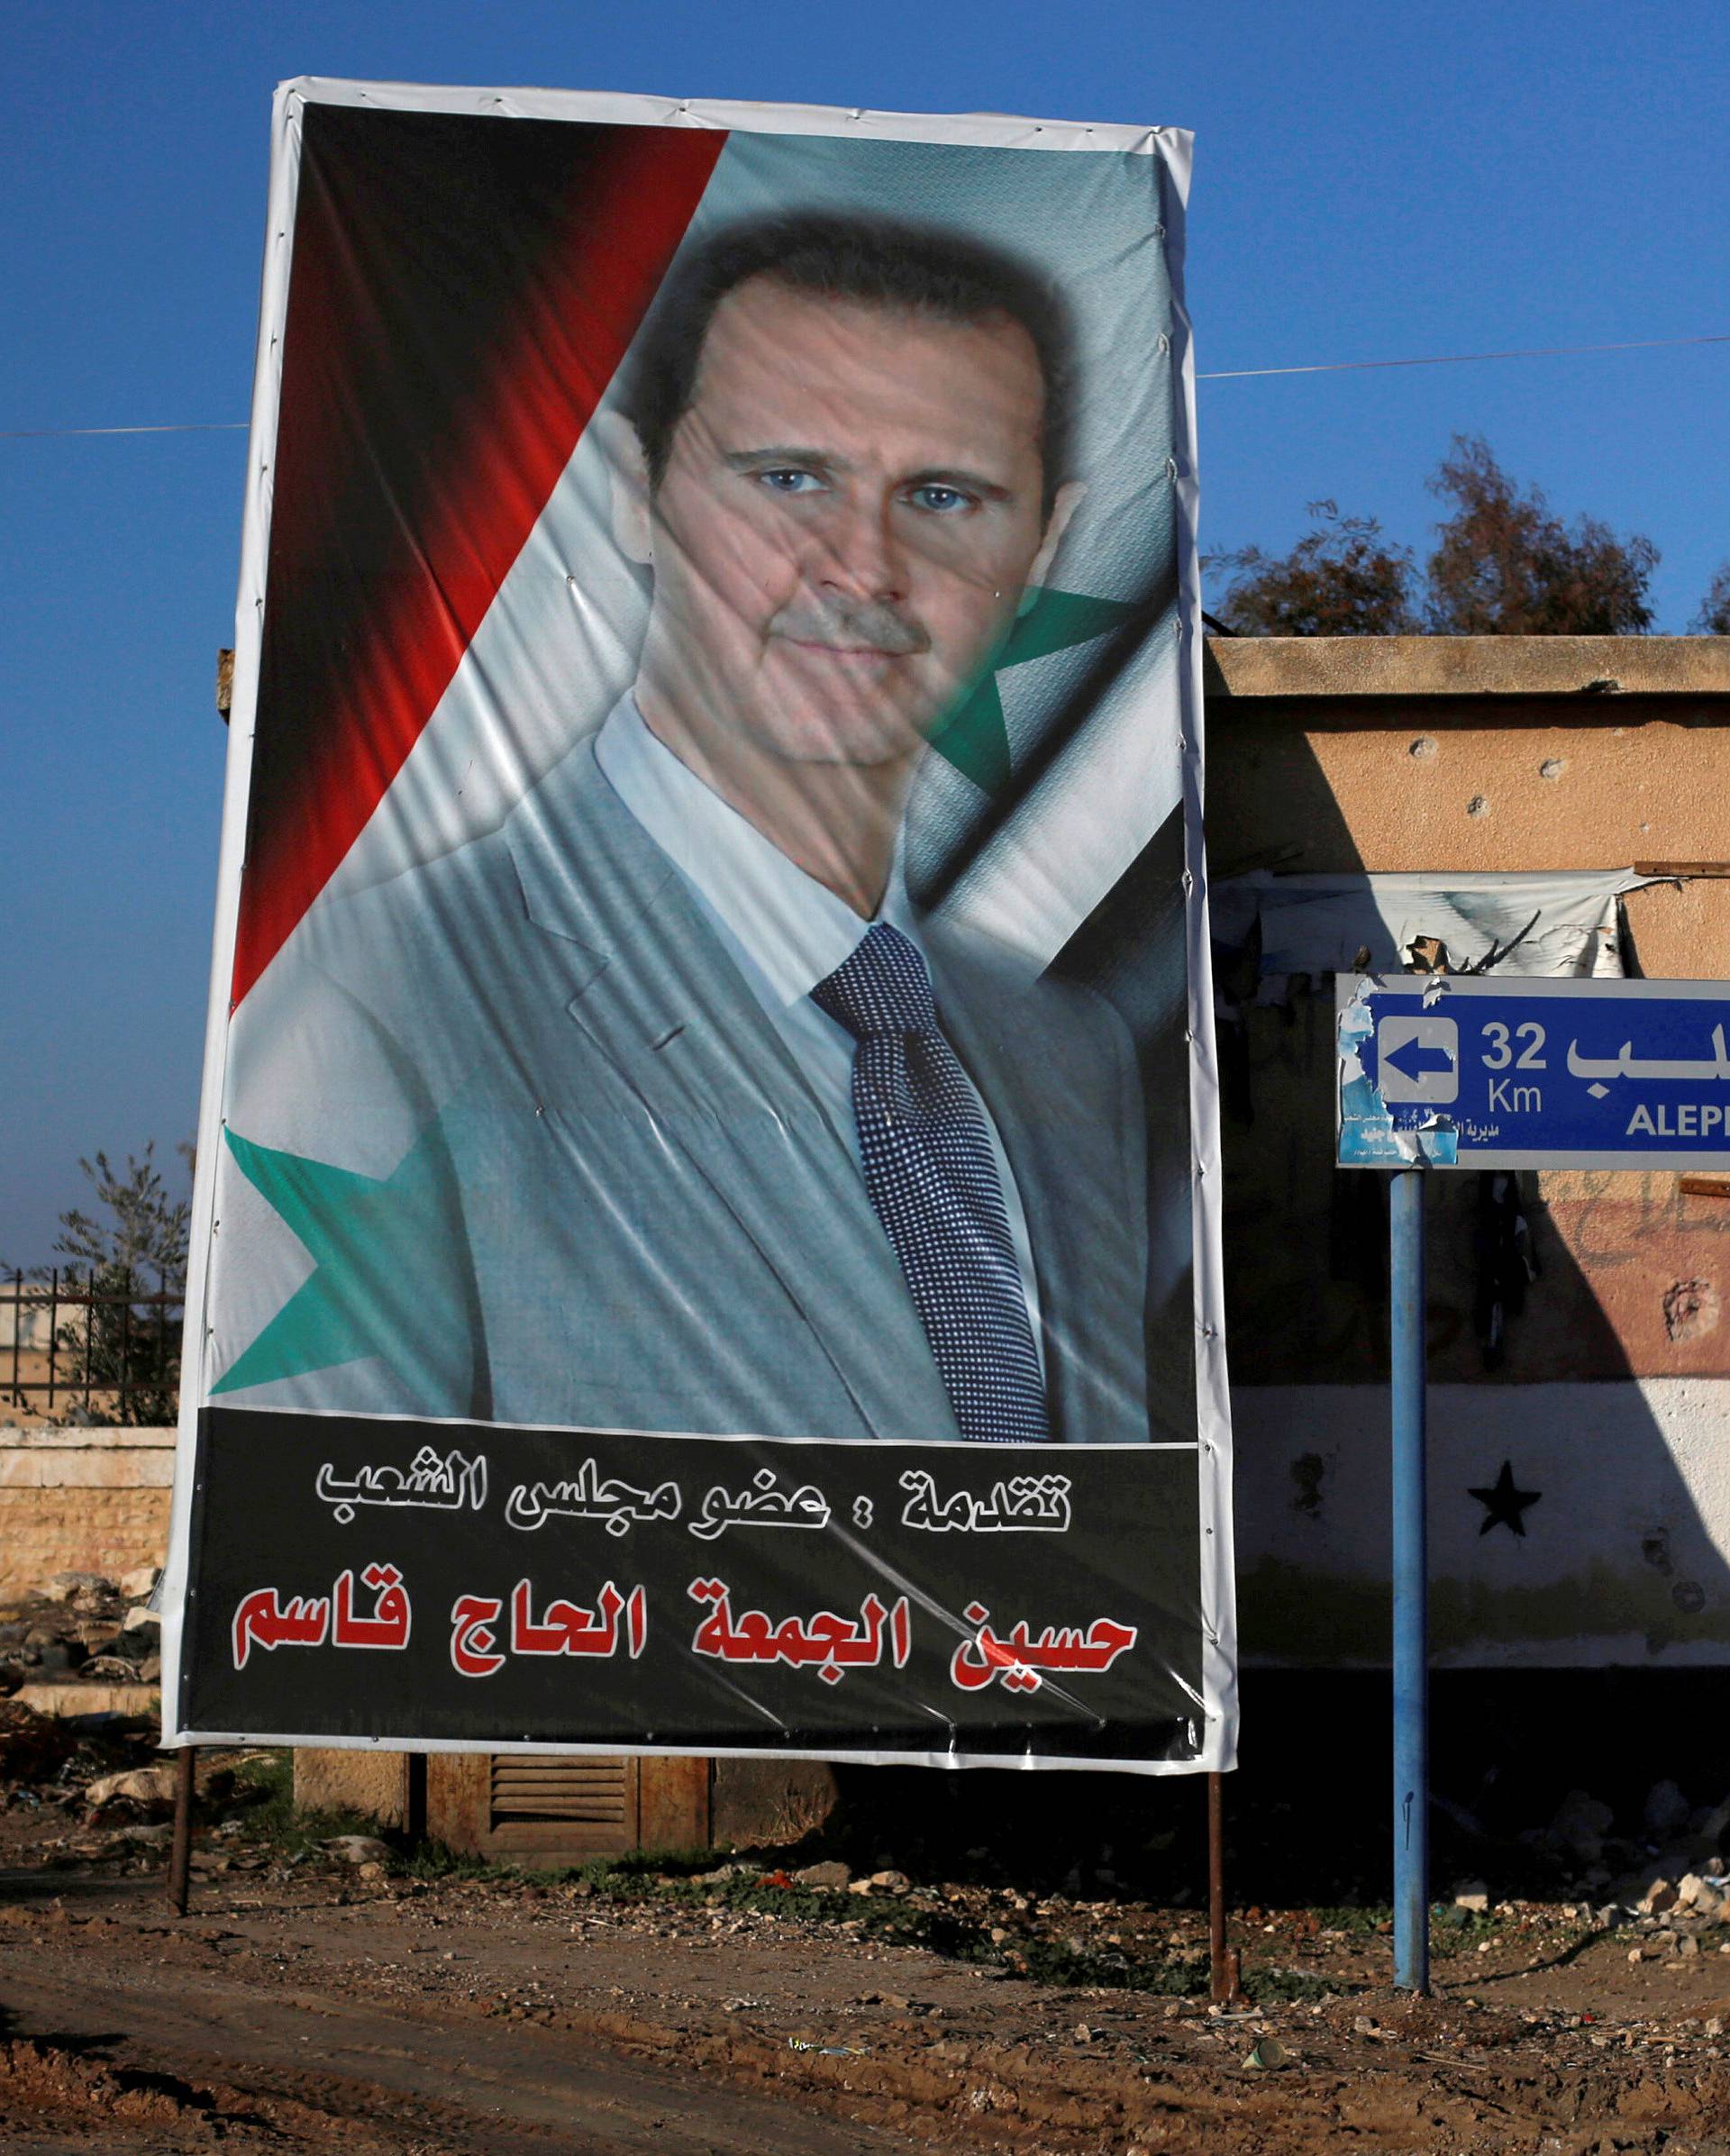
594 695 1045 1372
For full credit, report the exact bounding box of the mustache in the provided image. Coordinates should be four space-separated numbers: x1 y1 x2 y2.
767 599 931 659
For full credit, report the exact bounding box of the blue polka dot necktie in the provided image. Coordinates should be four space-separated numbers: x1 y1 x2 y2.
812 922 1051 1444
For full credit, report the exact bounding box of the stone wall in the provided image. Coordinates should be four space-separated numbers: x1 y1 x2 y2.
0 1427 175 1600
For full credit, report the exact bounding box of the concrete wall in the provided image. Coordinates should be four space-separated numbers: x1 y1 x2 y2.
1207 637 1730 1668
1234 1378 1730 1667
0 1426 174 1600
0 1300 86 1351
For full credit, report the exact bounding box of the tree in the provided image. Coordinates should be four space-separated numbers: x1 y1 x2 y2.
1208 500 1417 635
47 1143 191 1425
1424 434 1658 634
1692 562 1730 634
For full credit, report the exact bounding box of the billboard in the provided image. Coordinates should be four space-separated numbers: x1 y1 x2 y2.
165 80 1233 1774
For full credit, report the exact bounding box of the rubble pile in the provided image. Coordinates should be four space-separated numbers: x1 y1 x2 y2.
0 1566 161 1692
0 1565 182 1861
1426 1775 1730 1965
0 1699 166 1849
1534 1777 1730 1905
1610 1867 1730 1961
0 1700 77 1788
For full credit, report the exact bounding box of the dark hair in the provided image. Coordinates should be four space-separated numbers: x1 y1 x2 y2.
619 212 1077 515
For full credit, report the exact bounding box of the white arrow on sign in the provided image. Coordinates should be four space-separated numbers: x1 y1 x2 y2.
1377 1015 1460 1105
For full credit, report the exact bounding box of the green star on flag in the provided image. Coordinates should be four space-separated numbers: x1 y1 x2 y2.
212 1123 465 1395
926 587 1139 794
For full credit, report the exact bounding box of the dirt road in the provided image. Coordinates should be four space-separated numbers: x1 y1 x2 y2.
0 1874 910 2153
3 1858 1730 2155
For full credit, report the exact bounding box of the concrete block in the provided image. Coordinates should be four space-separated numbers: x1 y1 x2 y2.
712 1757 838 1848
293 1748 412 1828
14 1681 157 1717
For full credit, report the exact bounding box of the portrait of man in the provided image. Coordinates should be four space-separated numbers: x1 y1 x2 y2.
215 210 1154 1446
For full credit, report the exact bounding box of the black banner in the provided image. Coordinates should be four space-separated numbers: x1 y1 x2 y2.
182 1408 1203 1765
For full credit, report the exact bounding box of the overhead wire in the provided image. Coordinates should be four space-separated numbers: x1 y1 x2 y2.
0 421 249 439
1199 330 1730 382
1 330 1726 439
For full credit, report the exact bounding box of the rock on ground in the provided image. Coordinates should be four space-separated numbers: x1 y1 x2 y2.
84 1765 177 1812
321 1834 394 1866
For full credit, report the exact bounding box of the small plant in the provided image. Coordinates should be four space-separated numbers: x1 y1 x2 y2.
1308 1904 1396 1936
223 1751 382 1860
13 1143 193 1424
396 1842 512 1882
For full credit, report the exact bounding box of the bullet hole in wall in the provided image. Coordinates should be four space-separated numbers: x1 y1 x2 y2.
1663 1278 1720 1343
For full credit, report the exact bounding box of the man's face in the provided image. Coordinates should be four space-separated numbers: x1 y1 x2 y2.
629 274 1070 770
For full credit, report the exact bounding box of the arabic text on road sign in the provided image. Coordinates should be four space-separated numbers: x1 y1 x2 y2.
1336 976 1730 1169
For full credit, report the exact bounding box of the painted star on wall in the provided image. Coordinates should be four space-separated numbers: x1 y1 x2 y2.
925 587 1140 795
1468 1460 1542 1538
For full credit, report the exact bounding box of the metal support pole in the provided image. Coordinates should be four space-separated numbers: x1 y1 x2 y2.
1206 1771 1240 2004
168 1748 196 1916
1389 1167 1429 1993
47 1269 59 1419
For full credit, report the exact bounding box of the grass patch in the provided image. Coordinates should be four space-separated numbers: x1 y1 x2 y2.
558 1862 1217 1997
1429 1903 1598 1959
581 1846 720 1880
221 1751 393 1860
205 1783 1363 2004
1008 1934 1208 1996
396 1842 509 1882
1240 1964 1345 2004
1307 1906 1394 1936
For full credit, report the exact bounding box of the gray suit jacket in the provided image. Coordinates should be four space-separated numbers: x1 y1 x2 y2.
222 738 1151 1443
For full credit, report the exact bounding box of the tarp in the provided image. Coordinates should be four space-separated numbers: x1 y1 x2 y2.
1212 869 1648 985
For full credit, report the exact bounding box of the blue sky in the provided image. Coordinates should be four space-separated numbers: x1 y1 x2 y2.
3 0 1726 1267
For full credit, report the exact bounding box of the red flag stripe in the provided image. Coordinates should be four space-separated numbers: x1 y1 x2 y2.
231 126 725 1008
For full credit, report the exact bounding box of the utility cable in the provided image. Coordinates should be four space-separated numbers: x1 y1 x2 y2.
0 421 248 438
1199 330 1730 381
3 330 1727 436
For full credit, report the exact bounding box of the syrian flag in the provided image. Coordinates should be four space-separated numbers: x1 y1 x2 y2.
232 105 724 1008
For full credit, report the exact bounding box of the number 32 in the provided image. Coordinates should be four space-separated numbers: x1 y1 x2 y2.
1482 1021 1546 1070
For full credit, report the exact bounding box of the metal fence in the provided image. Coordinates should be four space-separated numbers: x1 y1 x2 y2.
2 1268 184 1424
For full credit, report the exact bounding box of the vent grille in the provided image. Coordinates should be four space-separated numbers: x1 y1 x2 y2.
489 1754 631 1829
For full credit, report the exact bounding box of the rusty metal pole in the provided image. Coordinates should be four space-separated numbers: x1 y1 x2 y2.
168 1748 196 1915
1207 1770 1240 2003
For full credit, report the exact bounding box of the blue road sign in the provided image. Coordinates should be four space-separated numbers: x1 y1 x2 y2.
1336 975 1730 1169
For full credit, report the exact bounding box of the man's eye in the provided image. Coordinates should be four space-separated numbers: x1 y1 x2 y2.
755 468 824 495
907 484 975 514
